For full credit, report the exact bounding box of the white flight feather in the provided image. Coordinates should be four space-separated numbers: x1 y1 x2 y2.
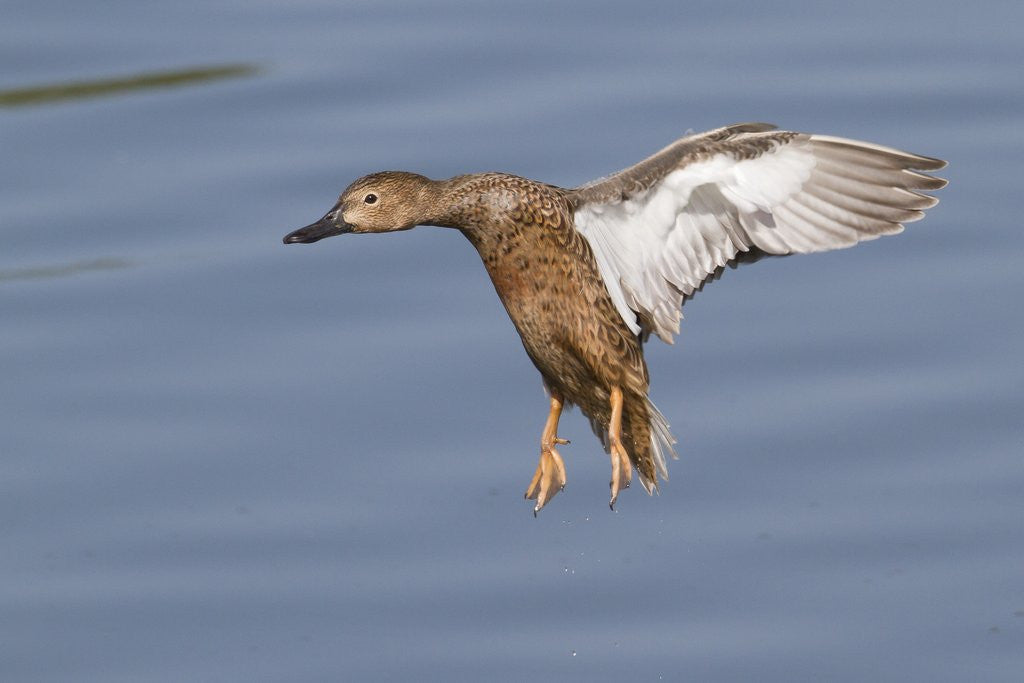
573 134 942 343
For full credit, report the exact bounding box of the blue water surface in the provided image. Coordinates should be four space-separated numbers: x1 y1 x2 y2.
2 1 1022 681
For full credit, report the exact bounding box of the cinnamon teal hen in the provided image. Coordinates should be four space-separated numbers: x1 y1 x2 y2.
283 123 946 514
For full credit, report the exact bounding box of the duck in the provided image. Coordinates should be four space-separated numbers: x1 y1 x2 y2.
283 122 947 514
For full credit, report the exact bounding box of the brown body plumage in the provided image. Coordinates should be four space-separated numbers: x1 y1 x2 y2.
283 123 947 513
440 174 659 486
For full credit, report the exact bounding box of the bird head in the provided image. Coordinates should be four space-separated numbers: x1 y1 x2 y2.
283 171 434 244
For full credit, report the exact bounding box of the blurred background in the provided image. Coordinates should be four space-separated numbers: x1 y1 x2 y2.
2 1 1022 680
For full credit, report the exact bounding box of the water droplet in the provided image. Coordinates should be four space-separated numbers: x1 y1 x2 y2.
571 650 577 657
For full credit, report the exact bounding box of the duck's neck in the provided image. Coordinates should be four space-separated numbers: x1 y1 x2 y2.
421 174 514 236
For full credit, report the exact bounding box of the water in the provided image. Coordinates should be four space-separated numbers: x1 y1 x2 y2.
2 1 1022 680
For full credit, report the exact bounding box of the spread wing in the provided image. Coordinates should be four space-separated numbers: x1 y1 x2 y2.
570 123 948 343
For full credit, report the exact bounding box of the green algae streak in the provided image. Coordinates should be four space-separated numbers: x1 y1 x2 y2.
0 64 258 107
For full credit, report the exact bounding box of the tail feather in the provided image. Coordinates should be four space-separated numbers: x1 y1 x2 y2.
640 398 677 492
582 395 678 495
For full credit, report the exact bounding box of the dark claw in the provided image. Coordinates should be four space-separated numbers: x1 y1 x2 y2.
533 509 538 518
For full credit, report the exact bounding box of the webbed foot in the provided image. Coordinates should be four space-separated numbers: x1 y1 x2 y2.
525 440 568 515
608 437 632 509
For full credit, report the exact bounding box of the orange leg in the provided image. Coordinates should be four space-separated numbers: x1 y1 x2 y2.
525 393 569 515
608 386 632 509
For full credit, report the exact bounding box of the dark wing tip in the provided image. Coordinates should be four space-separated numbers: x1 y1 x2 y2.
919 173 948 190
723 122 779 134
909 154 948 172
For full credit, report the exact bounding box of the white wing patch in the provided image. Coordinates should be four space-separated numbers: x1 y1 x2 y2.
574 135 944 343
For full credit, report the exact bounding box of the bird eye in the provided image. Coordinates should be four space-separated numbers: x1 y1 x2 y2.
364 193 378 204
